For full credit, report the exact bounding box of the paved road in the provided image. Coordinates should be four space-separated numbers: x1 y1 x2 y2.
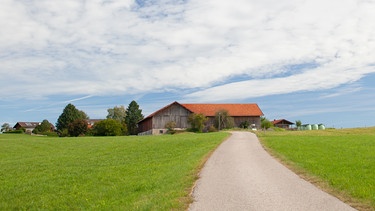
189 131 356 211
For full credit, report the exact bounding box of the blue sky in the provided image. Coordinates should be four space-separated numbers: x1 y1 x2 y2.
1 0 375 128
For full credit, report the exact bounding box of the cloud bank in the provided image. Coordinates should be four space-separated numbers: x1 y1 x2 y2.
1 0 374 101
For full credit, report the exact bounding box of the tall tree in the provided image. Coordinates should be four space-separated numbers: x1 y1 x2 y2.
261 117 272 130
188 113 207 133
214 109 234 130
56 103 89 132
107 106 127 123
125 100 144 135
33 119 53 134
1 123 11 132
295 120 302 130
68 119 88 137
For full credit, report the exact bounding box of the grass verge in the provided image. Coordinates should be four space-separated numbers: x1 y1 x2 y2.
0 132 229 210
257 128 375 211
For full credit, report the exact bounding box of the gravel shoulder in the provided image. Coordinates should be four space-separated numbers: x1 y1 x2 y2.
189 131 356 211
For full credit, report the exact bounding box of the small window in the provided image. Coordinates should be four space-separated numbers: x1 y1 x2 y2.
160 130 164 134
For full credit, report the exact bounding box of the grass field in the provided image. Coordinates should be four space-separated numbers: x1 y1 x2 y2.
258 128 375 210
0 132 229 210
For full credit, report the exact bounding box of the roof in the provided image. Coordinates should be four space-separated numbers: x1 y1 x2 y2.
13 122 40 128
139 102 263 124
87 119 104 124
181 103 263 117
271 119 294 125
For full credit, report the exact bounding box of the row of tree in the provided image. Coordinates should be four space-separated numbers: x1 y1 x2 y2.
54 100 144 137
0 100 145 137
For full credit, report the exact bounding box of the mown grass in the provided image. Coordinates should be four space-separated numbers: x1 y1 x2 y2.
0 132 229 210
258 128 375 210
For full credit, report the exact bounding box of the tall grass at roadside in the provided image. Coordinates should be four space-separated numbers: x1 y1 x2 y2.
258 128 375 210
0 132 229 210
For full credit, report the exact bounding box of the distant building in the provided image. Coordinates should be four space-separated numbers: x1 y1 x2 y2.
13 122 56 133
87 119 104 128
271 119 294 129
138 101 264 135
13 122 41 133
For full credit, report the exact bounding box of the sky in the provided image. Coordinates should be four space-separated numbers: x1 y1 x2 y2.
1 0 375 129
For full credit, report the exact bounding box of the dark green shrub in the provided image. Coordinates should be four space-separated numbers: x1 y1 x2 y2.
68 119 88 137
165 121 177 134
214 110 234 130
188 113 207 133
5 129 24 134
208 125 218 132
239 121 249 129
92 119 126 136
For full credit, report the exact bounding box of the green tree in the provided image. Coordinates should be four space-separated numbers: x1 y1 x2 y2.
56 103 89 132
33 120 53 134
214 109 234 130
107 106 127 123
165 121 177 134
1 123 11 132
239 121 250 129
93 119 126 136
68 119 88 137
188 113 207 133
261 117 272 130
296 120 302 130
125 100 144 135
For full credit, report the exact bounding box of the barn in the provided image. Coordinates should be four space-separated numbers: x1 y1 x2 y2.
271 119 294 129
13 122 55 133
137 101 263 135
13 122 41 133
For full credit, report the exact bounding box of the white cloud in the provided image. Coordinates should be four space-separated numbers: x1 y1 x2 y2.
0 0 375 101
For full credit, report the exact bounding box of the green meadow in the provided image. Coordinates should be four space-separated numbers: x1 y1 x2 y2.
0 133 229 210
258 128 375 210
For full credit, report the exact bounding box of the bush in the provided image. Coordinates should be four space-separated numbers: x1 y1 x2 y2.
92 119 127 136
214 110 234 130
188 113 207 133
207 125 218 132
68 119 88 137
33 120 54 134
58 129 69 137
5 129 24 134
165 121 177 134
261 117 272 130
239 121 250 129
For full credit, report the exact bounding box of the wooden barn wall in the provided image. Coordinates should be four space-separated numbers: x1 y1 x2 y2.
152 104 192 129
206 116 261 128
233 116 261 128
138 118 152 133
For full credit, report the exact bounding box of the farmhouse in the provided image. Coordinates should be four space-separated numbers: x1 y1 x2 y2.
13 122 56 133
13 122 40 133
271 119 294 129
138 101 263 135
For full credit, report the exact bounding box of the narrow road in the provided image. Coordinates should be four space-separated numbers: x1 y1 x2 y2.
189 131 356 211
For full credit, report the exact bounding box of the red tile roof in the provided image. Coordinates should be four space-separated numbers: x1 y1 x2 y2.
181 103 263 117
138 102 263 124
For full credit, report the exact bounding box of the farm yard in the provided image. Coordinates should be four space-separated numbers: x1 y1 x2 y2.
258 127 375 210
